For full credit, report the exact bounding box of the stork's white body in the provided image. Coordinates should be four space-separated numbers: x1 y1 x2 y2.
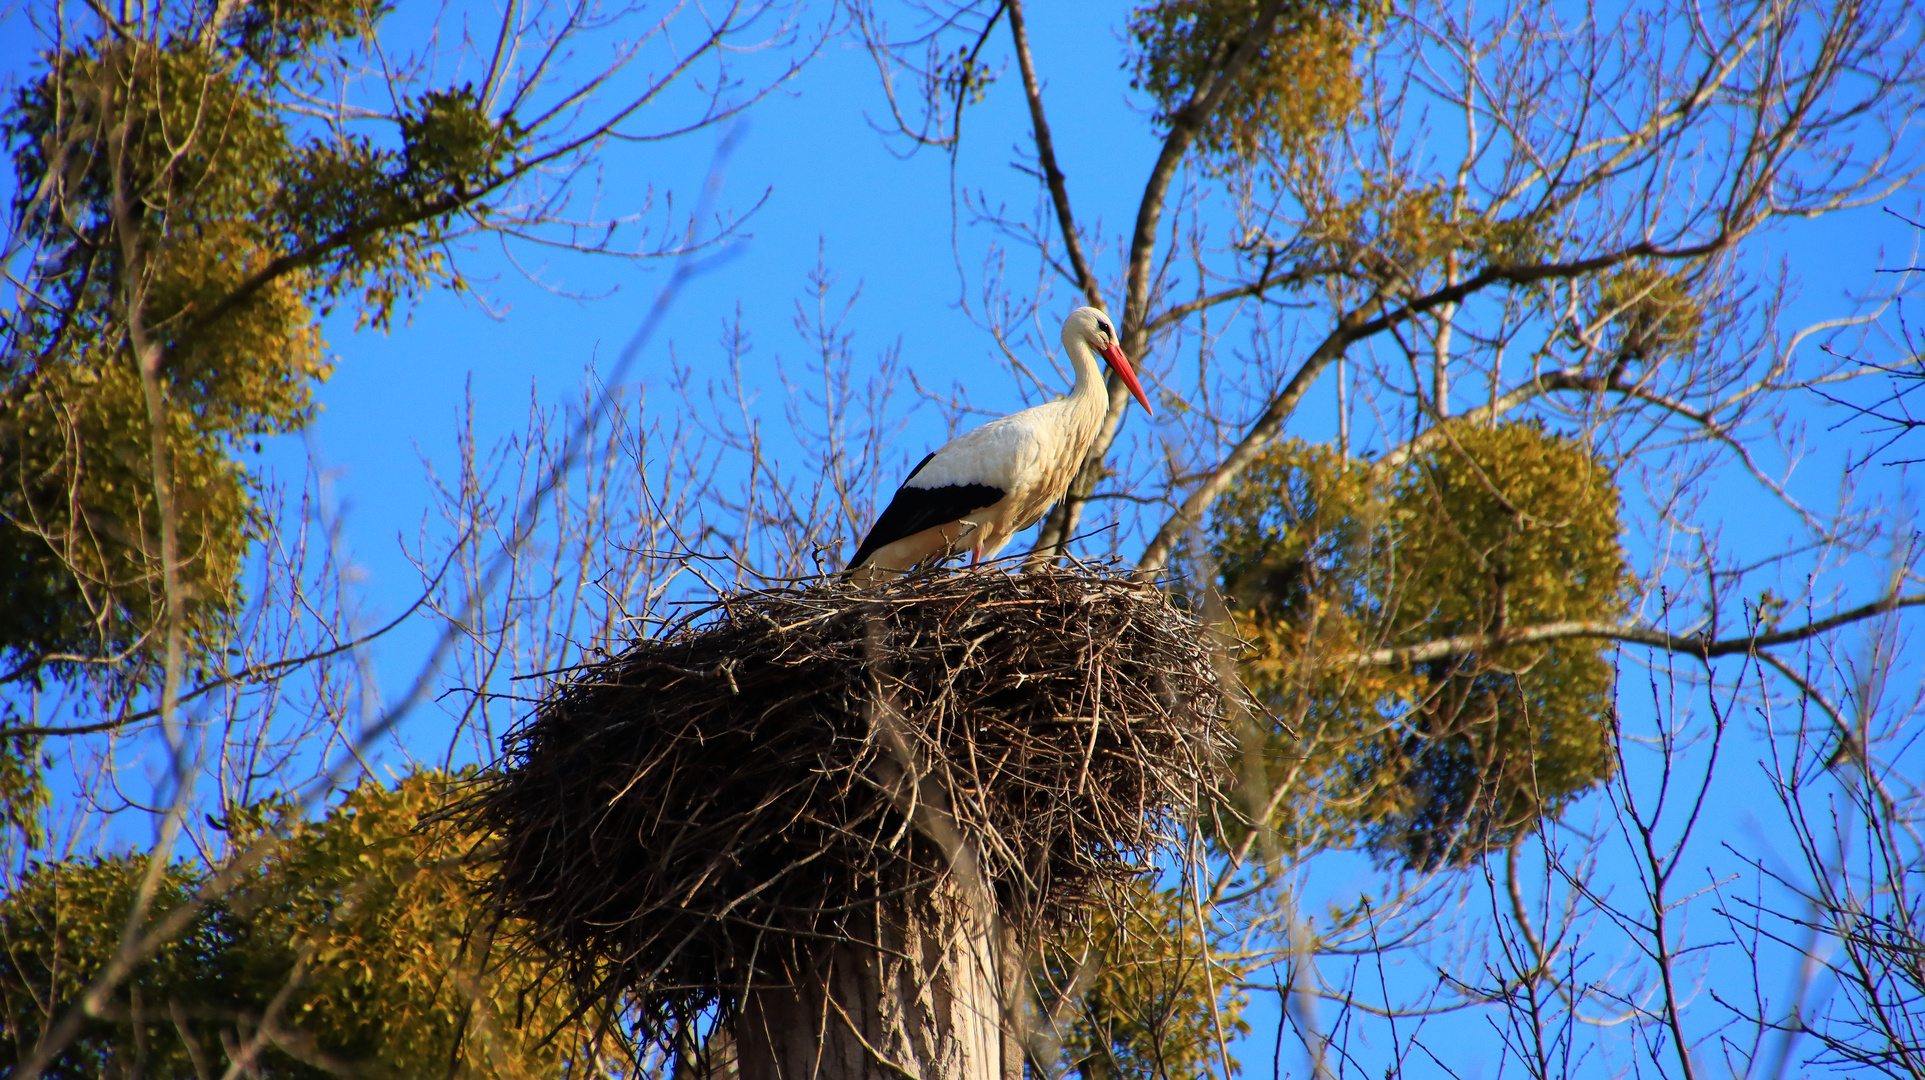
846 308 1150 584
857 393 1104 572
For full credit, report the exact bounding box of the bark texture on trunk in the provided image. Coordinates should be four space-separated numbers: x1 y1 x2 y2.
734 890 1016 1080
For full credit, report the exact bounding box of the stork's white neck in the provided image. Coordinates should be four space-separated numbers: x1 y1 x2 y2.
1062 331 1105 406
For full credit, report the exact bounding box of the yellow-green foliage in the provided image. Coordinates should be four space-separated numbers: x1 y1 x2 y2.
0 854 216 1080
1292 172 1552 296
0 250 325 674
1216 422 1628 867
1 8 521 678
1129 0 1370 162
0 737 49 850
1591 264 1704 362
1041 881 1252 1080
0 773 608 1078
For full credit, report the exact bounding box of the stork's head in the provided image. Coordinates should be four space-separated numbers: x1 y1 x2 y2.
1065 306 1153 414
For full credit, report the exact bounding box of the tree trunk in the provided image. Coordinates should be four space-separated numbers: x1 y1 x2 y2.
734 886 1020 1080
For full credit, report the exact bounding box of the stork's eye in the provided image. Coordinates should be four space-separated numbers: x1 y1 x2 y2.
1097 320 1113 337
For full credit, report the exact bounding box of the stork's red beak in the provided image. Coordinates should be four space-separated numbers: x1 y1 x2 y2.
1103 341 1154 415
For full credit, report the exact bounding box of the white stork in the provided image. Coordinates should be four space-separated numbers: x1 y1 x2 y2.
845 307 1152 584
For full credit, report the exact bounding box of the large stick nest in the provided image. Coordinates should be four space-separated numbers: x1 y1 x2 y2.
451 564 1232 1032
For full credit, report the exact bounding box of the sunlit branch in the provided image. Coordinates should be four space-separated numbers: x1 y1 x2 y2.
1345 592 1925 667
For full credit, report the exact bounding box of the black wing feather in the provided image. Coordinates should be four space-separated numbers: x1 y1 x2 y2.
848 478 1005 569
